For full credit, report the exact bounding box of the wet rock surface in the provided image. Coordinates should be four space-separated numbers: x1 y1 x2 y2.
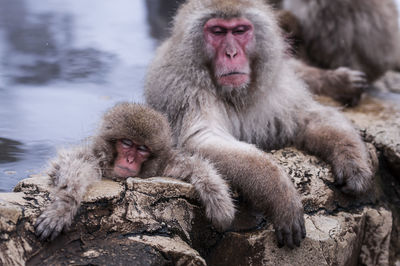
1 177 208 266
346 102 400 180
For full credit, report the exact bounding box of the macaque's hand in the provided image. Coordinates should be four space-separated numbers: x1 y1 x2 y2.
333 156 373 195
35 201 73 241
274 197 306 249
333 67 368 106
206 191 236 230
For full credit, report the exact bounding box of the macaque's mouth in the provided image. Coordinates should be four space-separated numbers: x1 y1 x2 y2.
115 165 139 177
218 72 250 87
221 72 247 77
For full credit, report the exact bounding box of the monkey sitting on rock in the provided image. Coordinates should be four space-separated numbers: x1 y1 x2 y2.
35 103 235 241
145 0 374 248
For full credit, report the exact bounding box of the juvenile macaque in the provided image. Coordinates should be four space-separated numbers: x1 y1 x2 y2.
35 103 235 240
145 0 374 248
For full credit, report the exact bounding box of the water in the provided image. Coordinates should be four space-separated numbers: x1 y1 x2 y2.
398 0 400 24
0 0 171 191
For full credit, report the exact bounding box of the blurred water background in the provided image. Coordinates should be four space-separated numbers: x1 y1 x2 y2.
0 0 399 191
0 0 186 191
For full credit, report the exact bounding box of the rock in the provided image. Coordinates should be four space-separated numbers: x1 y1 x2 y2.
207 210 384 266
13 174 52 193
129 235 206 266
0 154 396 266
0 200 23 232
359 208 393 266
1 176 207 266
83 179 124 203
270 148 376 213
315 72 400 265
343 85 400 266
343 95 400 177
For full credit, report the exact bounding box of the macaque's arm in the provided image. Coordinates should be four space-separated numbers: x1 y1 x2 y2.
35 146 102 240
163 151 236 230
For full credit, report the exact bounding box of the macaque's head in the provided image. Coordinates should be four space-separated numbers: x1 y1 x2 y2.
94 102 173 179
168 0 285 102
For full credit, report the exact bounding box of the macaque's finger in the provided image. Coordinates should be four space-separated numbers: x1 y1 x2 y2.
293 224 302 247
283 227 294 249
300 217 307 239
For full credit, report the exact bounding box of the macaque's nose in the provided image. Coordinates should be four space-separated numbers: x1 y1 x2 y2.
126 148 138 163
225 34 238 59
225 47 237 59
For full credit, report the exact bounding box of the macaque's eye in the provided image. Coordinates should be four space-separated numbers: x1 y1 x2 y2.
121 139 133 148
137 145 150 153
233 25 250 35
210 26 227 35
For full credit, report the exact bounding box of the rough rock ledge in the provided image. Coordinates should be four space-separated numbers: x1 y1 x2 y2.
0 145 397 265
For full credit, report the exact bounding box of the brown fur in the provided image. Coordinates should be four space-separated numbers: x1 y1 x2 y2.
280 0 400 104
291 59 368 106
145 0 373 248
35 103 235 240
283 0 400 80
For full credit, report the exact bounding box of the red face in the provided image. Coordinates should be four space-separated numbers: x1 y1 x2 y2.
204 18 254 89
113 139 151 178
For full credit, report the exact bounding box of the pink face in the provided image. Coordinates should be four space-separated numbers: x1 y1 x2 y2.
204 18 254 88
113 139 151 178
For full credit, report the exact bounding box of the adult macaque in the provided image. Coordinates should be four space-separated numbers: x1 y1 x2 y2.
145 0 373 248
35 103 235 240
279 0 400 105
